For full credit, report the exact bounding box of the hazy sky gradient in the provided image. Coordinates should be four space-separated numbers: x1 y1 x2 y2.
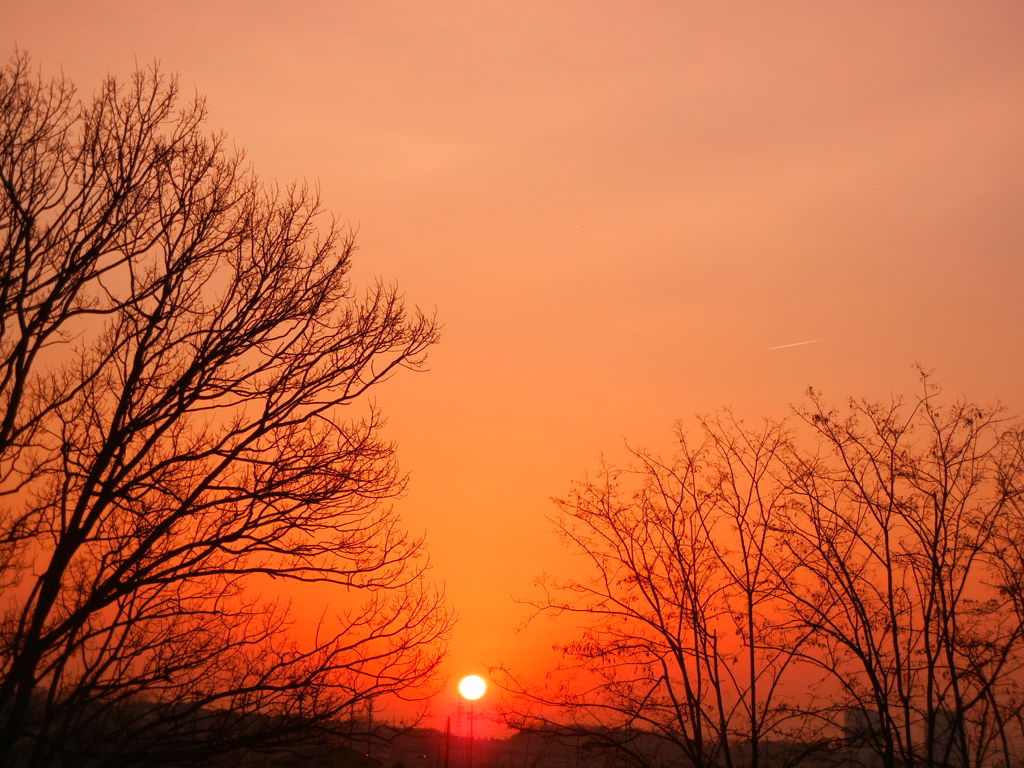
7 0 1024 728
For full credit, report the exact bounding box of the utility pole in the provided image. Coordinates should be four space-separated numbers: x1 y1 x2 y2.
366 698 373 762
444 715 451 768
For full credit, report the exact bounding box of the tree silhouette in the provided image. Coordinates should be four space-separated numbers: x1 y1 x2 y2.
511 380 1024 768
505 415 809 768
779 378 1024 768
0 52 449 767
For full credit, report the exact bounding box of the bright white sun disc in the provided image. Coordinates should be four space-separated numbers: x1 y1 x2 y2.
458 674 486 700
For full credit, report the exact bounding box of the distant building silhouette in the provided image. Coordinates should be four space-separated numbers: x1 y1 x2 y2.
843 707 883 768
929 709 967 768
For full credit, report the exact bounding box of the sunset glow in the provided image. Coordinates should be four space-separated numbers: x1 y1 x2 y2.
4 2 1024 765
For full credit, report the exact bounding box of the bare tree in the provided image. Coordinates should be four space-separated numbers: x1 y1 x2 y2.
510 380 1024 768
505 415 808 768
778 376 1024 768
989 427 1024 757
0 52 450 767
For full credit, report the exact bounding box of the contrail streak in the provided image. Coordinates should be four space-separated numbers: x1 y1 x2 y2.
767 338 826 351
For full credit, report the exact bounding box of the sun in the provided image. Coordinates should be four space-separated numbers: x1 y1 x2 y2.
458 674 486 701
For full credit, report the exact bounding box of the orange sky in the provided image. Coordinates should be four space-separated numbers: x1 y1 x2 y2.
7 0 1024 733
